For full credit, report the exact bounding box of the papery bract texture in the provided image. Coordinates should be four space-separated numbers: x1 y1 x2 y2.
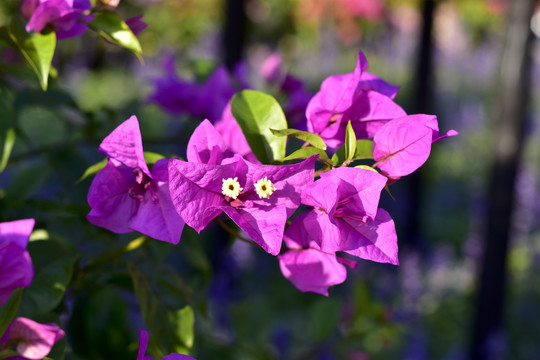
306 50 401 146
278 212 347 296
0 219 35 306
187 119 231 165
168 155 317 255
300 167 399 265
372 115 433 177
0 317 64 360
87 116 184 244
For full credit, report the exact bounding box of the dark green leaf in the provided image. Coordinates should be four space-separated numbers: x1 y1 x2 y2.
230 90 287 164
89 11 142 56
344 120 356 161
4 164 50 202
269 128 327 150
76 158 107 183
0 349 19 359
18 240 79 317
8 16 56 90
332 139 374 166
309 298 342 341
0 289 22 337
0 128 15 173
129 263 194 357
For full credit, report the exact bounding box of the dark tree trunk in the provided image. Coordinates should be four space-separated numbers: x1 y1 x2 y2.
222 0 246 70
401 0 436 249
470 1 535 359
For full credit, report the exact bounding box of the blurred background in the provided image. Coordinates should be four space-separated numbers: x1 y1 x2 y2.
1 0 540 359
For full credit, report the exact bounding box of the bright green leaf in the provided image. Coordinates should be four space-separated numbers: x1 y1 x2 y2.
344 120 356 161
76 158 107 183
0 128 15 173
283 147 332 166
144 151 166 165
269 128 327 150
9 17 56 90
353 139 374 159
355 165 379 173
230 90 287 164
332 139 374 166
171 306 195 353
89 11 142 56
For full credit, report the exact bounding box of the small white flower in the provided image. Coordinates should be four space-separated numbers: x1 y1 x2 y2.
254 177 276 199
222 177 243 199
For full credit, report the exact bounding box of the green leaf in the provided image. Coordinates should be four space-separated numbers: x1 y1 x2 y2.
129 263 194 357
76 158 107 183
344 120 356 161
0 289 22 337
309 298 342 341
0 349 19 359
0 128 15 173
18 240 79 317
89 11 142 56
5 164 50 202
170 306 195 353
355 164 379 173
282 147 332 166
269 128 327 150
8 16 56 90
144 151 166 165
230 90 287 164
332 139 374 166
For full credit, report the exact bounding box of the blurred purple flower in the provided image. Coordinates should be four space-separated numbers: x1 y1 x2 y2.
168 155 316 255
0 219 34 306
86 115 184 244
260 53 313 126
125 15 147 36
137 329 197 360
23 0 92 40
148 61 241 122
0 317 64 360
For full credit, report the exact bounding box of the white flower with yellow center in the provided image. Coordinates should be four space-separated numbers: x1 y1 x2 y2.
254 177 276 199
222 177 243 199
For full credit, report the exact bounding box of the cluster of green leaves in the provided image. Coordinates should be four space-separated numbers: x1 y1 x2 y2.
0 6 142 91
230 89 375 172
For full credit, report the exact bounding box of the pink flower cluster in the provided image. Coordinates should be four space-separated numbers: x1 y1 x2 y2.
87 49 457 296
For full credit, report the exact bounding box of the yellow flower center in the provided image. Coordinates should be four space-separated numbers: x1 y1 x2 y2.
222 177 243 199
254 177 276 199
